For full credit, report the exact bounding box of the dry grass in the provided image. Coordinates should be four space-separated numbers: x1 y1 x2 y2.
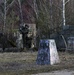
0 52 37 62
0 52 74 75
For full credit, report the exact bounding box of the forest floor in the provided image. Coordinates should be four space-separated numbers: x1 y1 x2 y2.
0 51 74 75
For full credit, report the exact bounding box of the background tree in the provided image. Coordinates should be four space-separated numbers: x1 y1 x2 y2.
0 0 74 37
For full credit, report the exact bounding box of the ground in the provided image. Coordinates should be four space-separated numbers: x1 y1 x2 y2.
0 51 74 75
32 70 74 75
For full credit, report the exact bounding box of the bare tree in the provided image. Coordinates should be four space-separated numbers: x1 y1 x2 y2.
3 0 7 33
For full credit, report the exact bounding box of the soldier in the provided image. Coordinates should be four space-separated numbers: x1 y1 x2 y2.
19 24 29 48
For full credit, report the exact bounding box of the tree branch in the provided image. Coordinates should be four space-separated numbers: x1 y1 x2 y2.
6 0 16 13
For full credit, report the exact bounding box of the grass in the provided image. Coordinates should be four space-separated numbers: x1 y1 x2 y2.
0 52 36 62
0 52 74 75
